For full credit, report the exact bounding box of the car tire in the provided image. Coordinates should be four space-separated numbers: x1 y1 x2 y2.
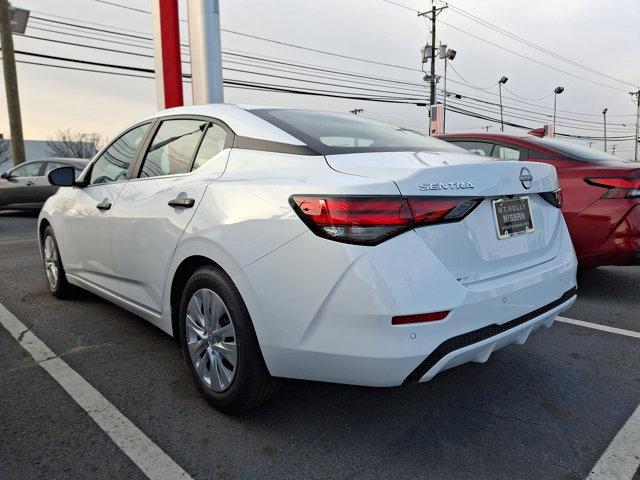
179 265 281 413
42 225 73 299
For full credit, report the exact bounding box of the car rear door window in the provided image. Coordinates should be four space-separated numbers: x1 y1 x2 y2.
89 124 150 185
449 141 494 157
140 119 207 178
494 145 522 161
192 123 228 171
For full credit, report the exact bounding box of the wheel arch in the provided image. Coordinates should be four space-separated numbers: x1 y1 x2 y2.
169 255 229 339
37 217 52 257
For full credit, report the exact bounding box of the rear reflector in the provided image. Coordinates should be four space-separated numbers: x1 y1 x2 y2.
585 178 640 199
392 310 450 325
290 195 482 245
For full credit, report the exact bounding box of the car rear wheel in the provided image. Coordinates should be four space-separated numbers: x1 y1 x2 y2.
42 226 73 298
178 266 281 413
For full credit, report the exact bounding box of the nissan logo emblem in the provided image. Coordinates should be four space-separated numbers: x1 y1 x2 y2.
519 167 533 189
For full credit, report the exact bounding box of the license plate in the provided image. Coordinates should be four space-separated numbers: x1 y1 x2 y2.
493 196 534 239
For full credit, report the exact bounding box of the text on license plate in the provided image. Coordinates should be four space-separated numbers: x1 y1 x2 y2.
493 196 534 239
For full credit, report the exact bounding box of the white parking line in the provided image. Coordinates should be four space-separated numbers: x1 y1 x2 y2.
0 302 192 480
556 315 640 479
586 403 640 480
556 316 640 339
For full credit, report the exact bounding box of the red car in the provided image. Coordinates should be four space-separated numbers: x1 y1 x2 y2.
438 133 640 267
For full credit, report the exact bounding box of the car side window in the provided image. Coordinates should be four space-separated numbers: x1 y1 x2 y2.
450 141 494 157
192 124 229 171
139 119 207 178
89 124 150 185
11 162 42 177
494 145 521 161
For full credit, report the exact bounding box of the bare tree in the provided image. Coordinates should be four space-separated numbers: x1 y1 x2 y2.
47 130 104 159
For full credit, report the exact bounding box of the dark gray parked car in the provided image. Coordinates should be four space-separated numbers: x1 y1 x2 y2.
0 158 88 211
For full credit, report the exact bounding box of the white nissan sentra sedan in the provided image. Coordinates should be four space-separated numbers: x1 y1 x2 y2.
39 105 577 412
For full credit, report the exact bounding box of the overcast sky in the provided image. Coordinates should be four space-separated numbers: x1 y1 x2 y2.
1 0 638 158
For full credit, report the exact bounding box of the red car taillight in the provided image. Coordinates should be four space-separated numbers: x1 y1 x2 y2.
289 195 482 245
584 178 640 199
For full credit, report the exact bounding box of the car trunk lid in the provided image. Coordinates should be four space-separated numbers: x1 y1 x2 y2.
326 151 564 284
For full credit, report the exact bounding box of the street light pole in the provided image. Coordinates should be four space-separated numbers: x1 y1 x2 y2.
553 87 564 137
443 58 447 133
602 108 608 153
498 76 508 132
439 47 456 134
632 89 640 162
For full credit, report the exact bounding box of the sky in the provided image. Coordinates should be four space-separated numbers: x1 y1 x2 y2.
1 0 639 159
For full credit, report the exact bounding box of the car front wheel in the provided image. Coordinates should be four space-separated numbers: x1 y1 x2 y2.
178 266 281 413
42 225 72 298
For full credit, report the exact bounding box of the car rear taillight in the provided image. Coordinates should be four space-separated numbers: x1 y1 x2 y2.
584 178 640 199
289 195 482 245
539 188 563 208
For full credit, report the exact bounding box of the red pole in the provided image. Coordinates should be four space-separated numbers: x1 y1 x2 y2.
152 0 183 109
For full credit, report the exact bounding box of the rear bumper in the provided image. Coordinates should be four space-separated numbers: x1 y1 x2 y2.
237 217 578 387
408 288 576 383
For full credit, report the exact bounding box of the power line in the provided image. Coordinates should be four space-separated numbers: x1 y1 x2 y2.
16 26 636 128
447 62 497 91
433 0 638 88
437 18 629 92
87 0 422 72
503 86 553 101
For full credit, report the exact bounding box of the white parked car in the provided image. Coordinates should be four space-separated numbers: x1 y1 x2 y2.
39 105 577 412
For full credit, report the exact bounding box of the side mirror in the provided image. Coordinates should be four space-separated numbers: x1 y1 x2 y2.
48 166 76 187
0 171 8 179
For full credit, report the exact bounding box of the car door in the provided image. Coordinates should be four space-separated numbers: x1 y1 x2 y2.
109 117 231 314
0 162 43 208
61 124 151 292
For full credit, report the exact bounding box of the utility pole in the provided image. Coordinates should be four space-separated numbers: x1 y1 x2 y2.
418 5 447 108
602 108 608 153
631 89 640 162
0 0 26 166
350 108 364 115
482 125 492 132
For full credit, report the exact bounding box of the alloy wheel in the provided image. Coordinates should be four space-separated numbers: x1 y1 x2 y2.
185 288 238 392
43 235 59 290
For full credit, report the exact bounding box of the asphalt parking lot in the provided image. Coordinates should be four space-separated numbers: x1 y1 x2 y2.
1 211 638 480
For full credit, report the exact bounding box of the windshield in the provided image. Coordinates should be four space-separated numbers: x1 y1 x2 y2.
529 137 631 163
251 109 465 155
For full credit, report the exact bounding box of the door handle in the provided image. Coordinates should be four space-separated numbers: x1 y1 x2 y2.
96 201 112 211
26 181 34 186
168 197 195 208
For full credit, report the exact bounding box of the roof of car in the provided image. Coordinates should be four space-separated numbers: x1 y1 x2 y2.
436 133 567 157
140 104 307 146
31 158 89 166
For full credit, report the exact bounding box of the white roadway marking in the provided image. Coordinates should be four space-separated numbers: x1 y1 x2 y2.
586 402 640 480
0 302 192 480
556 316 640 339
556 315 640 479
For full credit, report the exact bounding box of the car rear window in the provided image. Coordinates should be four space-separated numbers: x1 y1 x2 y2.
250 108 465 155
528 137 630 163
